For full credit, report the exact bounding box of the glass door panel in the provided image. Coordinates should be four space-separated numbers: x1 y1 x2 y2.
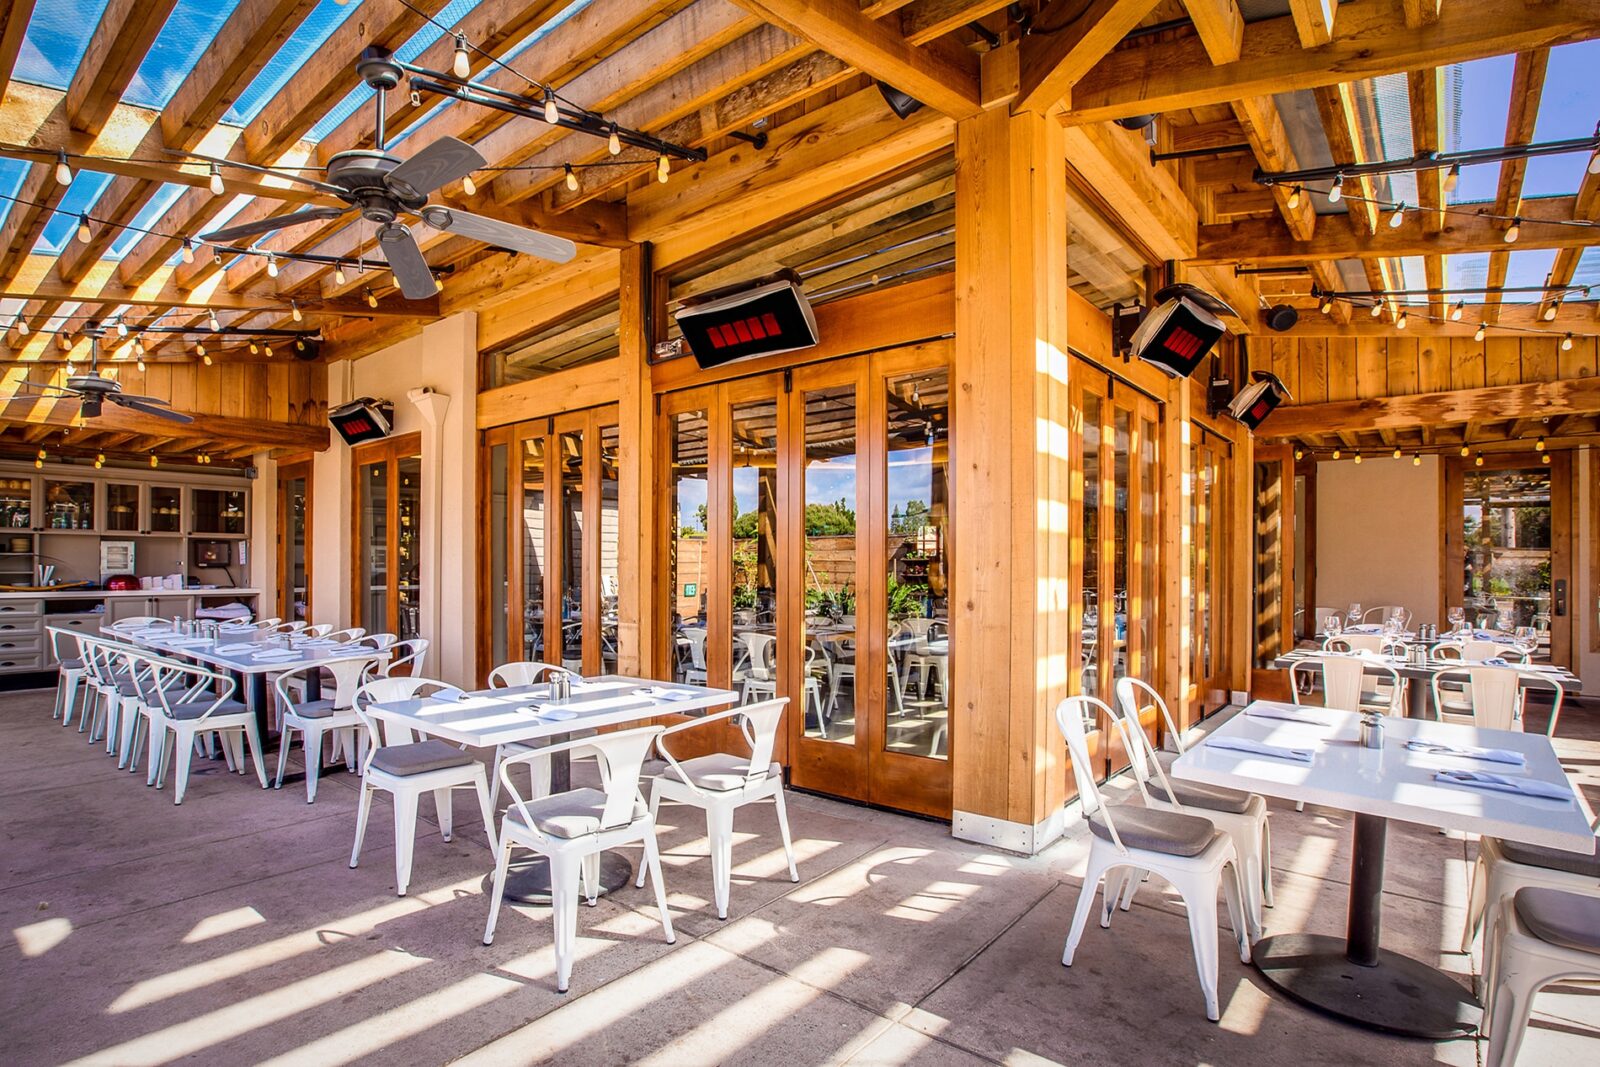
358 460 389 632
0 476 33 530
668 405 710 682
599 423 620 673
802 384 858 745
1190 432 1231 717
148 486 182 533
44 480 94 530
884 368 949 763
730 397 780 707
353 435 422 640
105 484 139 532
485 437 509 668
557 426 586 671
277 461 311 623
521 434 548 662
396 456 421 640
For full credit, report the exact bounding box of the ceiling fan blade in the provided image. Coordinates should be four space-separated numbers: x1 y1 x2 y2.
106 392 167 405
6 383 78 398
376 223 441 301
385 136 485 199
418 205 577 263
200 206 352 245
108 394 194 423
164 149 347 197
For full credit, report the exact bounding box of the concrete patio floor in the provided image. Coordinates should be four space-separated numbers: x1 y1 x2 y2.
3 688 1597 1067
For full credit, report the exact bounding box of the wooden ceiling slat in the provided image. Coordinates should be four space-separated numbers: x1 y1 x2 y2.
0 0 36 100
1016 0 1161 116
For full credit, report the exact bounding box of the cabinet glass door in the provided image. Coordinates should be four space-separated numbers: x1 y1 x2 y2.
105 484 139 532
0 477 34 530
353 434 423 641
43 480 94 530
148 486 182 533
192 488 246 534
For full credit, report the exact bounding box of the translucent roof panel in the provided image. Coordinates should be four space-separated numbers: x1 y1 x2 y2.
1441 55 1515 204
33 170 113 256
0 158 31 233
108 183 188 258
123 0 243 110
221 1 362 126
1522 41 1600 199
1397 255 1428 294
11 0 114 90
1503 249 1558 303
1446 252 1491 295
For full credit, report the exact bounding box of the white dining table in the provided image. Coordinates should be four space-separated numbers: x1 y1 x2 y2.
368 674 739 903
1172 700 1595 1039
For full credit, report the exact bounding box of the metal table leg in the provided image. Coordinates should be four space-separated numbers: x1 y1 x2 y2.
1251 813 1479 1037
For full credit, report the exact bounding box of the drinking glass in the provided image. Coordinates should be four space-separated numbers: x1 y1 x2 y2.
1321 613 1343 638
1447 606 1466 634
1346 603 1364 627
1514 625 1537 651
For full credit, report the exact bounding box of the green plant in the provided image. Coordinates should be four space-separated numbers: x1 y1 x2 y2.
886 576 927 620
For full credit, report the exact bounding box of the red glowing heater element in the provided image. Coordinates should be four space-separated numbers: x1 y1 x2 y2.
1226 372 1293 430
1129 285 1235 379
328 397 394 446
675 272 818 368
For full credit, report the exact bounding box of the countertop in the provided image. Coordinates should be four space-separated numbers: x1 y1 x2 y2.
0 587 261 599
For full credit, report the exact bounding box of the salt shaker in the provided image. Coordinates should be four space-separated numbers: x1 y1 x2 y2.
1359 713 1385 749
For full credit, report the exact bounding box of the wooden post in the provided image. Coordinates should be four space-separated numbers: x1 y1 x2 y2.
950 105 1072 852
1162 378 1195 731
616 243 655 676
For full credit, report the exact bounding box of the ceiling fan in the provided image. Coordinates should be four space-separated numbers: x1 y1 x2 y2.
181 48 577 300
11 326 194 423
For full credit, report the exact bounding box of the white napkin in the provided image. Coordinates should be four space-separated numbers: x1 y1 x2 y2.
163 637 213 647
251 650 301 662
1406 739 1526 765
1205 736 1314 763
634 686 695 701
216 644 253 653
529 706 579 721
1245 706 1335 727
1434 769 1571 802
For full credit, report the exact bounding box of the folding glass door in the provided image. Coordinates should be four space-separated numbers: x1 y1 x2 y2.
1069 359 1162 780
354 434 422 639
480 407 620 682
1190 427 1233 716
276 459 312 623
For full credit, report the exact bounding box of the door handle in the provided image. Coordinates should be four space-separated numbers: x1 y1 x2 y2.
1554 579 1567 617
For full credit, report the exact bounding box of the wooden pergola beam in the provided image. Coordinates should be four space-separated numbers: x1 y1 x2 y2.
1266 300 1600 337
1059 0 1600 125
0 407 330 450
733 0 981 118
0 0 36 100
1285 0 1335 47
1016 0 1161 116
1194 194 1590 265
1258 375 1600 438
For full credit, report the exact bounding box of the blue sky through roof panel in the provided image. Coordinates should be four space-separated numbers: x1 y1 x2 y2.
1523 41 1600 199
35 171 113 255
107 183 187 258
221 0 361 126
1502 249 1558 303
1444 55 1515 204
1574 248 1600 293
12 0 114 90
0 158 31 233
124 0 243 109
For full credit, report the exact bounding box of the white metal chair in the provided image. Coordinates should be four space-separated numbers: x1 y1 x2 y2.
1431 665 1557 732
1112 677 1271 939
301 623 334 638
322 627 367 643
897 618 948 703
350 675 496 897
381 637 428 676
136 654 268 804
1056 695 1251 1022
46 626 90 725
1460 819 1600 956
1359 605 1411 629
107 616 173 634
274 656 384 802
640 698 799 919
485 661 594 811
1293 653 1403 716
1482 889 1600 1067
679 626 707 685
482 725 676 993
357 632 399 651
269 620 309 634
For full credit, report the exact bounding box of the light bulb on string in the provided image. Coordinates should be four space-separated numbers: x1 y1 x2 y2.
1542 452 1552 465
543 90 559 124
266 254 278 278
14 314 27 336
1474 452 1484 467
1474 322 1487 342
1543 301 1559 321
461 174 476 197
248 341 258 355
1460 445 1471 458
1450 300 1464 322
434 275 444 293
208 163 224 196
334 262 347 285
607 124 621 156
1396 309 1409 330
1370 300 1384 318
1319 295 1334 315
264 343 273 358
1294 447 1304 460
1590 151 1600 177
115 318 127 337
1443 163 1460 192
1393 447 1402 460
564 163 579 192
150 455 158 469
1387 203 1405 229
291 300 302 323
1562 333 1574 351
1286 186 1301 210
75 214 91 244
94 453 104 470
453 33 471 79
1332 447 1342 459
1412 453 1421 466
365 288 378 309
136 357 146 371
1504 217 1521 244
1536 437 1546 452
1327 174 1343 203
207 309 220 331
180 238 195 264
54 150 72 185
657 154 670 183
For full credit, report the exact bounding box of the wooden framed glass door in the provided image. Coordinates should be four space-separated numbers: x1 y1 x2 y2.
275 459 312 623
353 434 422 639
656 343 953 817
1190 427 1232 716
1069 358 1162 780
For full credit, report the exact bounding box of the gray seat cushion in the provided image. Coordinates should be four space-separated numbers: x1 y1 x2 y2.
1089 803 1219 858
370 739 475 777
59 658 84 670
1500 838 1600 878
507 787 647 839
1514 887 1600 955
288 699 344 720
665 752 766 792
166 698 249 720
1147 775 1254 815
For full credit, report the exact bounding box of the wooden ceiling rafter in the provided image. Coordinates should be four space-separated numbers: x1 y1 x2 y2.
1015 0 1161 116
1540 168 1600 320
1483 48 1551 325
1284 0 1334 48
0 0 36 100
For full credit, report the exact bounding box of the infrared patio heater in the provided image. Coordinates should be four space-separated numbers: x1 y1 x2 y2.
673 270 820 369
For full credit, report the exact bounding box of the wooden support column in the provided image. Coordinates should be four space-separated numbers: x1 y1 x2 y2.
1162 379 1195 730
615 243 655 677
950 105 1071 853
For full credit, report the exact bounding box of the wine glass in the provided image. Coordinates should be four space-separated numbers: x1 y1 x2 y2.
1346 603 1364 628
1321 613 1343 639
1514 625 1537 652
1447 606 1466 634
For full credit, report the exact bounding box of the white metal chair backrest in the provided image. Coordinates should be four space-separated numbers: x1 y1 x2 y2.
1110 679 1187 806
302 624 334 638
358 632 399 650
271 620 309 634
1323 633 1393 655
109 616 173 633
47 625 85 665
651 698 788 796
489 661 569 688
681 627 708 670
382 637 428 676
247 617 282 631
352 675 465 755
1430 641 1465 660
141 655 236 719
1055 696 1113 828
1361 605 1410 628
506 726 664 838
1291 656 1367 712
1432 665 1529 731
324 627 366 643
1115 677 1186 756
739 633 776 681
276 656 381 712
1463 639 1527 663
81 635 130 688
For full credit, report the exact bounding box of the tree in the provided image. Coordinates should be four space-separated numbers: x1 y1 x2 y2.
804 498 856 535
890 499 930 535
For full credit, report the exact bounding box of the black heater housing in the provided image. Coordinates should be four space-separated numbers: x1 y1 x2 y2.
1226 371 1294 430
328 397 394 446
1128 284 1237 378
674 271 819 369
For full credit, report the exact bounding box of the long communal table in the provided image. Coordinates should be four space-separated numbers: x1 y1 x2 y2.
1272 646 1578 720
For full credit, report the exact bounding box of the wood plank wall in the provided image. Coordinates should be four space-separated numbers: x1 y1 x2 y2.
1261 334 1600 406
0 361 327 425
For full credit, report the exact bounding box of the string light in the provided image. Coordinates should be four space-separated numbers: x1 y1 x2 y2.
1443 163 1461 193
208 163 224 196
1387 203 1405 228
657 153 670 183
452 33 471 79
249 341 259 354
543 89 559 124
1503 217 1521 244
115 318 127 337
334 262 347 285
94 453 104 469
136 357 146 371
1327 174 1344 203
1332 447 1342 459
1450 300 1464 322
207 309 220 331
13 313 27 336
1369 300 1384 318
1396 309 1409 330
461 174 476 196
54 149 72 185
150 455 158 468
290 299 302 323
1474 452 1484 467
1286 185 1301 210
1294 447 1304 460
75 214 91 244
365 287 378 309
563 163 579 192
434 275 444 293
1542 301 1559 321
265 253 279 278
180 237 195 264
1412 453 1421 466
1474 323 1487 342
1393 447 1402 459
1353 451 1363 465
607 124 622 156
264 343 273 358
1319 295 1334 315
1562 333 1574 351
1542 452 1552 465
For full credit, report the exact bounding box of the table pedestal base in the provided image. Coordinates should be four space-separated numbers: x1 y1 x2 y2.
1253 933 1479 1038
488 852 634 906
